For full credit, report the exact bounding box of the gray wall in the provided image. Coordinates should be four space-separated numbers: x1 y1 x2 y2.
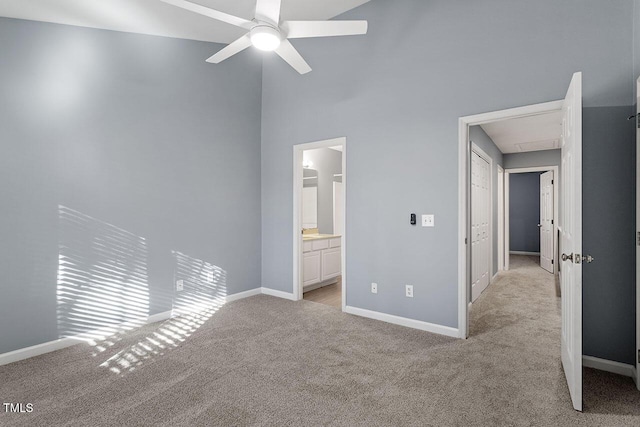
470 126 503 275
509 173 541 253
503 150 561 170
635 0 640 81
260 0 637 363
0 18 263 354
582 106 636 364
303 148 342 234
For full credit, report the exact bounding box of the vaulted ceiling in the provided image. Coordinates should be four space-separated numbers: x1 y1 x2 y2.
0 0 370 44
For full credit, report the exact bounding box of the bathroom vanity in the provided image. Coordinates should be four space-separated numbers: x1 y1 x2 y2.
302 234 341 291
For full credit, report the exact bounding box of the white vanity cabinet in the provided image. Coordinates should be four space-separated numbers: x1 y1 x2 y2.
303 250 322 287
302 236 341 289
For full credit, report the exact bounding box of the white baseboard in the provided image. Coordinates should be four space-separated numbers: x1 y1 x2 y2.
491 272 499 282
226 287 262 302
0 287 262 367
582 355 637 379
147 310 173 324
344 306 459 338
261 287 296 301
509 251 540 256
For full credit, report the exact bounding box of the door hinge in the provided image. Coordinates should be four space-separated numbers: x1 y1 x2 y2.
551 219 554 225
637 114 640 129
465 238 468 244
638 349 640 364
551 179 554 185
637 231 640 246
551 259 554 265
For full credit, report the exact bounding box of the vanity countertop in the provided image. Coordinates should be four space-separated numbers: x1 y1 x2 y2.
302 234 341 241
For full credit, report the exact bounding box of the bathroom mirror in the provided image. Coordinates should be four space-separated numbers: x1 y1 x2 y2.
302 168 318 229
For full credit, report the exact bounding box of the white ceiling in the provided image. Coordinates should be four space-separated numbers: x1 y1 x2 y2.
480 111 564 154
0 0 371 44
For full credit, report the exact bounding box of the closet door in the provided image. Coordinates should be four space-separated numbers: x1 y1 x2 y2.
471 150 490 301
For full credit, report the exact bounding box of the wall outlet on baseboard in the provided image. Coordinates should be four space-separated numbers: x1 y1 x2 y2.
405 285 413 298
176 280 184 292
371 282 378 294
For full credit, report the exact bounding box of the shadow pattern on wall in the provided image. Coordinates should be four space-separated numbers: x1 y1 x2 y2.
56 206 228 375
56 205 150 340
98 251 227 375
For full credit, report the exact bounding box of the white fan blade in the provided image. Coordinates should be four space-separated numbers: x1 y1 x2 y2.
206 34 252 63
160 0 252 29
275 40 311 74
255 0 281 26
283 20 368 39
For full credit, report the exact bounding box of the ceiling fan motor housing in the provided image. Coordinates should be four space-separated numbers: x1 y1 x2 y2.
250 24 282 51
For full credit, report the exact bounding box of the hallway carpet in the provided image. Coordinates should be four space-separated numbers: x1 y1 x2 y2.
1 256 639 426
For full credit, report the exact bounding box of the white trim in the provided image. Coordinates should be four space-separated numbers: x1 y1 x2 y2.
636 75 640 391
293 137 347 312
510 251 541 256
344 306 459 338
0 337 83 366
226 287 262 302
504 171 510 271
0 287 262 366
459 100 564 340
582 355 637 379
261 287 296 301
506 166 560 174
498 168 505 270
505 165 559 276
147 310 173 324
492 272 499 282
458 118 469 339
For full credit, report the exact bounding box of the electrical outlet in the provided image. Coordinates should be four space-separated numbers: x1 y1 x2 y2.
176 280 184 292
371 282 378 294
422 214 435 227
405 284 413 298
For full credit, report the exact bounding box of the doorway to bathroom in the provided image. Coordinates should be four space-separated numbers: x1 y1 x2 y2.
293 137 346 310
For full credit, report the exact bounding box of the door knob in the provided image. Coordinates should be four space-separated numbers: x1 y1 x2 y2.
537 224 542 228
581 254 595 263
561 253 573 262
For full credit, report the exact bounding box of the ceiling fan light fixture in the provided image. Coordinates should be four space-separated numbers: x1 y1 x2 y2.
250 25 282 51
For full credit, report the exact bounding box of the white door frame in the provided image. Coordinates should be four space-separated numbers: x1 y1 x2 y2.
293 137 347 311
458 100 563 339
635 76 640 390
504 166 559 274
497 166 505 272
470 142 493 301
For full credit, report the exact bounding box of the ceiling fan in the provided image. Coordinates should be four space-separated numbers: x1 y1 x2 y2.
160 0 368 74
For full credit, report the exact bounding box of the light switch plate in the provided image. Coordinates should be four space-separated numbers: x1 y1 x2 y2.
422 214 435 227
371 282 378 294
176 280 184 292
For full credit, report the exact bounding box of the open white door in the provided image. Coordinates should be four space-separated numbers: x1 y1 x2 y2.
540 171 554 273
636 76 640 391
560 72 583 411
471 147 491 301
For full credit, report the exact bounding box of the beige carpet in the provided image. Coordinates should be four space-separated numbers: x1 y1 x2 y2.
1 255 639 426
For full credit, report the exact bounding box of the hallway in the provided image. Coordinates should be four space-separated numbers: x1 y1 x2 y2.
469 255 639 419
470 255 558 338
